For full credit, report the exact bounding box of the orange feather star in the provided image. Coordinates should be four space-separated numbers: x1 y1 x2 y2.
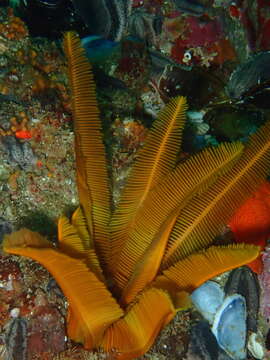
3 32 270 359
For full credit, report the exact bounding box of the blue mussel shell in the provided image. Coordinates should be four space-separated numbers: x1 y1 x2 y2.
191 281 247 360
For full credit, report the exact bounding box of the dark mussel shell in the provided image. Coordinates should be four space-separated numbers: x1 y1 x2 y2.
224 266 260 333
226 52 270 108
186 321 232 360
158 65 223 108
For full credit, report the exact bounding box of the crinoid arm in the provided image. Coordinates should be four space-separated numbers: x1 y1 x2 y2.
155 243 260 293
3 228 124 348
64 31 111 269
102 288 175 360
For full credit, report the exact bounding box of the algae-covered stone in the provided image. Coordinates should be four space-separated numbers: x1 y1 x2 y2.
0 164 10 181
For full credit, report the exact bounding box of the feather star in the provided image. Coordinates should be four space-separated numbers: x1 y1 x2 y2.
3 32 270 359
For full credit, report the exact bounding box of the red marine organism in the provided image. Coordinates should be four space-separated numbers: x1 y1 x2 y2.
229 181 270 273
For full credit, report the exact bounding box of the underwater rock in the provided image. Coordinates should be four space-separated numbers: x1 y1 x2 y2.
2 136 36 170
191 281 224 324
128 9 162 47
0 164 10 182
27 305 66 356
4 317 28 360
0 217 12 243
173 0 206 16
265 328 270 351
226 52 270 108
259 246 270 323
46 278 65 299
212 294 247 360
0 93 26 105
93 65 127 90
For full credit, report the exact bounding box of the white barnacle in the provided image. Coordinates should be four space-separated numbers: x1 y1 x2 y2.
183 51 192 64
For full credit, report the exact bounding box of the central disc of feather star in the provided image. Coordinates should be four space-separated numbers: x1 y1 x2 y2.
3 31 270 360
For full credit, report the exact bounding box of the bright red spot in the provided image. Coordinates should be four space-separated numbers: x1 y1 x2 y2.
229 4 240 18
15 130 32 139
229 181 270 274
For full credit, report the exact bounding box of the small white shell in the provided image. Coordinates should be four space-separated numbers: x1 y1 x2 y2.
247 332 265 359
196 122 210 135
187 110 204 123
10 307 20 318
